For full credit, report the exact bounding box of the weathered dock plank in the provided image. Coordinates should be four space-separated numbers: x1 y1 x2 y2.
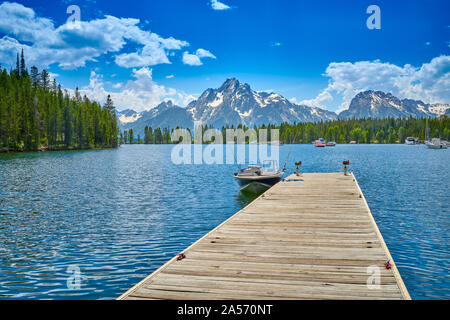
118 172 410 300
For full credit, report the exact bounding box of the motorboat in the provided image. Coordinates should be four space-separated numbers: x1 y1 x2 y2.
425 138 448 149
405 137 419 145
326 141 336 147
234 160 284 188
314 138 325 147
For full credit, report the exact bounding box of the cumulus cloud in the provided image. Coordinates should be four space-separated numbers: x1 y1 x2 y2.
182 49 216 66
196 48 216 59
0 2 196 70
182 52 202 66
210 0 232 10
115 34 189 68
300 56 450 112
0 2 54 42
75 67 196 112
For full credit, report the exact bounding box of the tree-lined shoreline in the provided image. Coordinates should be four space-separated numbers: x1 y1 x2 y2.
0 51 119 153
120 117 449 145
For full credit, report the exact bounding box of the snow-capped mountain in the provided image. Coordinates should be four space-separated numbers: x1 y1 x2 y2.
118 100 193 137
186 78 337 128
117 82 449 137
118 109 142 124
339 91 450 119
117 78 337 135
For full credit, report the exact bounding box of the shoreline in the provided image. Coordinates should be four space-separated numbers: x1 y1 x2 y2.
0 146 119 155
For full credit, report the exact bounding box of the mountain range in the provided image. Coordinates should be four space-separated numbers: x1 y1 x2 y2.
339 90 449 119
118 78 449 136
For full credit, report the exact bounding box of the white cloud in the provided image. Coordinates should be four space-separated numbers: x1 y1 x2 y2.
48 72 59 81
195 48 216 59
182 49 216 66
0 2 54 42
210 0 232 10
182 52 202 66
166 75 174 79
75 67 196 112
112 83 122 89
300 56 450 112
115 34 189 68
0 2 195 70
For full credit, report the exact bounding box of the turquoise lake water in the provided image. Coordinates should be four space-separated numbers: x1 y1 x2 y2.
0 144 448 299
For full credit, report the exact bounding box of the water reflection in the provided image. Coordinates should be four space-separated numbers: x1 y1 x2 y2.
235 189 262 207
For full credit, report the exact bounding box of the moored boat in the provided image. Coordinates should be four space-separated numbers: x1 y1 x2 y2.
425 138 448 149
326 141 336 147
405 137 419 145
314 138 325 147
234 160 284 188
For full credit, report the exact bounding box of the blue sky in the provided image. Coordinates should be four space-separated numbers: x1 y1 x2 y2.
0 0 448 112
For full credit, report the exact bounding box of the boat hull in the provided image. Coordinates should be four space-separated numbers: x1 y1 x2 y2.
426 144 447 149
234 174 283 187
314 142 325 147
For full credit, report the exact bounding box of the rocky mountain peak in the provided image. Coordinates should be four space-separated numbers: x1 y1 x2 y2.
117 80 449 135
219 78 240 91
340 90 449 119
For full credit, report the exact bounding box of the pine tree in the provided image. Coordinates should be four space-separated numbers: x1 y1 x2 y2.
15 52 20 77
41 70 50 90
128 128 134 144
30 66 40 89
104 95 114 114
20 49 27 77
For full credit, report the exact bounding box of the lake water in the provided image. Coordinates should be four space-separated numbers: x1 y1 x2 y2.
0 144 448 300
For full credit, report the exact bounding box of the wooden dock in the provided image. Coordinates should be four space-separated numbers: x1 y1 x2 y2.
119 172 410 300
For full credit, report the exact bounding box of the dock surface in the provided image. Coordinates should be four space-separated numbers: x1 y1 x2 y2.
119 173 410 300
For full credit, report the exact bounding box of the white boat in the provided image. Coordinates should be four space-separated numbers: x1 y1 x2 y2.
234 160 284 189
405 137 419 145
425 138 448 149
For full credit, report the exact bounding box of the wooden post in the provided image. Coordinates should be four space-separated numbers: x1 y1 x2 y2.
343 160 349 176
295 161 302 176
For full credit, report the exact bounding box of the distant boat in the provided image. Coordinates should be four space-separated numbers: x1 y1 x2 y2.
405 137 419 145
424 118 447 149
425 138 448 149
350 141 357 144
314 138 325 147
234 160 284 189
326 141 336 147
